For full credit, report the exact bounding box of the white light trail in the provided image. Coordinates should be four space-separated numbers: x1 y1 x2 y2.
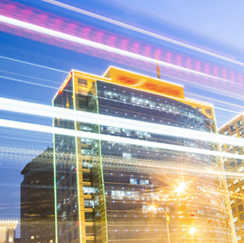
1 97 244 148
41 0 244 67
0 15 235 84
186 92 244 111
102 157 244 179
0 69 60 84
0 118 243 160
0 55 68 73
0 75 57 90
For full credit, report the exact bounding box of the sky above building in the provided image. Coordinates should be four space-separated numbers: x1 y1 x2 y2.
0 0 244 236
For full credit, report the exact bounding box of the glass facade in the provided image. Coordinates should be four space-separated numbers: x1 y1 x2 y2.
53 68 234 243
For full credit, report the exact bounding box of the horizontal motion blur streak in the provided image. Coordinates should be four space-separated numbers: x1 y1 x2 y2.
0 118 243 161
0 97 244 147
0 15 234 84
41 0 244 67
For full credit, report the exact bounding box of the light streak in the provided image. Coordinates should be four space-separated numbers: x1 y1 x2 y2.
0 55 68 73
41 0 244 68
0 118 244 160
213 107 240 114
0 15 236 84
186 92 244 110
0 69 60 84
0 97 244 147
2 72 241 115
101 157 244 179
0 75 58 90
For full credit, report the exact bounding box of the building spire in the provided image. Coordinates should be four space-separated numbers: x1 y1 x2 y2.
156 53 161 79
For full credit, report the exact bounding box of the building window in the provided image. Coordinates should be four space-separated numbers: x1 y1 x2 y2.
231 124 236 132
238 204 243 212
239 128 244 136
239 166 244 172
237 159 242 165
62 211 66 220
68 232 72 243
236 187 240 193
130 178 138 185
234 216 238 223
233 207 237 214
238 120 243 127
224 129 229 135
140 179 149 185
79 98 87 108
240 214 244 221
205 109 212 115
231 162 237 168
74 228 78 239
233 179 239 185
78 78 87 87
232 133 237 137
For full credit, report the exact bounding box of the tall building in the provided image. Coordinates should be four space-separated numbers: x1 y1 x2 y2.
219 114 244 242
53 66 234 243
20 147 55 243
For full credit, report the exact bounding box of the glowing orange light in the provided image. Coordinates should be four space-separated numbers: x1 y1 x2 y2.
59 72 72 95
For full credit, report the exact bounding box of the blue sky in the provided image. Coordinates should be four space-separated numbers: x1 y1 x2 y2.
1 0 244 236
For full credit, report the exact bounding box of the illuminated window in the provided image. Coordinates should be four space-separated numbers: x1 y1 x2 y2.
140 179 149 185
62 211 66 220
239 128 244 136
224 129 229 135
233 216 238 223
130 178 138 185
31 236 35 239
239 167 244 172
236 187 240 193
111 190 125 200
238 120 243 127
233 179 239 185
231 124 236 132
123 152 134 159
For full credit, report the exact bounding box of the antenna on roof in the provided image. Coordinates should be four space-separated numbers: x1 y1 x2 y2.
155 53 161 79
